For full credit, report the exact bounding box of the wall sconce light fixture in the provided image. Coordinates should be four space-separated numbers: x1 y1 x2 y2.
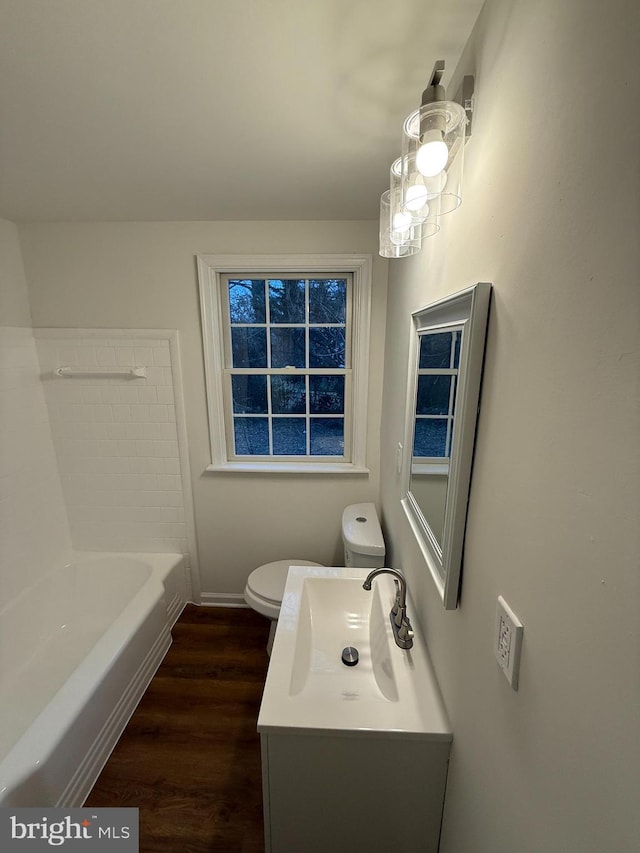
379 60 474 258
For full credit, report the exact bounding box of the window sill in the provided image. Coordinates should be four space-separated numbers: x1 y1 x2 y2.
205 462 370 475
411 462 450 476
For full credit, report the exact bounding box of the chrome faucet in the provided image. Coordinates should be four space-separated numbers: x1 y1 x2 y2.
362 568 414 650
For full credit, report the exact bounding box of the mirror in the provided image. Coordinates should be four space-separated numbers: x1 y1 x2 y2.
401 283 491 608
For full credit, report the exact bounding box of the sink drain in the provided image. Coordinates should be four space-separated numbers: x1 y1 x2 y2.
341 646 359 667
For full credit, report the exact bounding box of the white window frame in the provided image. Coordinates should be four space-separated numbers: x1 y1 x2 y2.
197 254 372 473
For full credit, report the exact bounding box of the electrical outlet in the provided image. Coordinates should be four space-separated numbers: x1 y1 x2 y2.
494 596 524 690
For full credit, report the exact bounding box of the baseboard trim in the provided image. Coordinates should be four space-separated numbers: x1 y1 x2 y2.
199 592 248 608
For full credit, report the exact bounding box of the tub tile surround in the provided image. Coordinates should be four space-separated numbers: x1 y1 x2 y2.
0 326 72 607
35 329 199 600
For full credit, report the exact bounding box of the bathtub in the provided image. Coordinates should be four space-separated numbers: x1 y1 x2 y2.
0 551 187 807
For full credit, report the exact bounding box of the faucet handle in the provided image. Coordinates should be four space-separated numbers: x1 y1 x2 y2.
391 579 401 616
398 616 414 643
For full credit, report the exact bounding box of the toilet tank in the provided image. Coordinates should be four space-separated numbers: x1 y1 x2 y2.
342 503 386 568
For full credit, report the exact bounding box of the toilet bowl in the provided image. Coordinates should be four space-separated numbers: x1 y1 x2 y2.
244 559 323 655
244 503 386 655
244 559 324 621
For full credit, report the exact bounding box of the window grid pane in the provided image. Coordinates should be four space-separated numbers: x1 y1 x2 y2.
228 279 266 324
310 417 344 456
234 417 270 455
268 279 306 324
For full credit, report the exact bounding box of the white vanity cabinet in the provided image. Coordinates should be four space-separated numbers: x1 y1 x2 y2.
257 566 453 853
260 730 450 853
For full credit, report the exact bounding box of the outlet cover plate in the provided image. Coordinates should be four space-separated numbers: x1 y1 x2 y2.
494 595 524 690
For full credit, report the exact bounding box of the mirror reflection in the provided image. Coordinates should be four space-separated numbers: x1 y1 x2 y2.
410 327 463 546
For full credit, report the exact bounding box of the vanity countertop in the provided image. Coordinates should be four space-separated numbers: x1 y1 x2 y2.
257 565 452 740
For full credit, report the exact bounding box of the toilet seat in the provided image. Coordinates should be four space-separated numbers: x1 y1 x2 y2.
244 559 323 620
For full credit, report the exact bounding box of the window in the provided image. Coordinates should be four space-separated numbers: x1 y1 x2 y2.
412 327 461 466
198 255 372 472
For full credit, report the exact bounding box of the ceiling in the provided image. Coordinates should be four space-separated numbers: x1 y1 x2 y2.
0 0 484 222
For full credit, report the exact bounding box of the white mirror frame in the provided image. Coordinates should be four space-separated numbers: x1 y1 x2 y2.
401 282 491 609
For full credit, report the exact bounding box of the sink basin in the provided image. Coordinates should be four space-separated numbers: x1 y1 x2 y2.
258 566 452 740
289 575 398 701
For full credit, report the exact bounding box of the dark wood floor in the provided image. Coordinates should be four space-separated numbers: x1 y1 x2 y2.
86 604 270 853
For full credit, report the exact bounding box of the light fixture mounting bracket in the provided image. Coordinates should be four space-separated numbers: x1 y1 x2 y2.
421 59 446 105
429 59 445 88
455 74 475 138
421 60 475 139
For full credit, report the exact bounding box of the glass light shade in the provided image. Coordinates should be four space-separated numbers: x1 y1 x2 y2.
391 157 439 238
379 190 421 258
402 100 466 216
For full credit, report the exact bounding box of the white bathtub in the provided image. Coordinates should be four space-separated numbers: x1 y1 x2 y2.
0 552 187 807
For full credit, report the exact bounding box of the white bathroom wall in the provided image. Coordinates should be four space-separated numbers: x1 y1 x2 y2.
379 1 639 851
0 219 32 327
19 221 387 596
0 219 72 607
34 329 196 593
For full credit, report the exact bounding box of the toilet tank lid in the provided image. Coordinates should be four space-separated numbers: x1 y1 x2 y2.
342 503 385 557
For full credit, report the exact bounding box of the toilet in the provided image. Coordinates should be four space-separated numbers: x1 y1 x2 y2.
244 502 386 654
